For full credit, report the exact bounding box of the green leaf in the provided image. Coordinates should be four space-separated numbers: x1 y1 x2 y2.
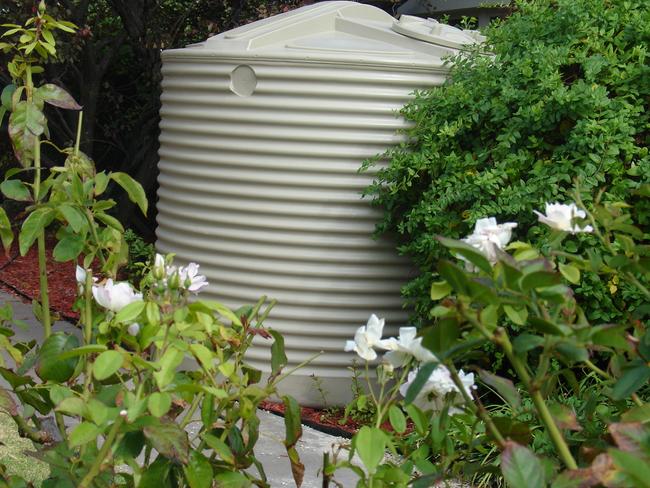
1 179 31 201
115 301 145 323
388 405 406 434
422 318 459 357
405 403 428 436
189 344 213 372
92 350 123 381
438 260 470 296
36 332 80 382
19 207 55 255
529 317 570 336
270 330 287 376
138 456 173 488
183 451 213 488
555 341 589 364
0 206 13 252
153 347 184 389
53 234 84 262
430 280 452 300
199 300 242 327
144 421 190 464
500 441 545 488
504 305 528 325
611 363 650 400
211 472 251 488
282 395 302 448
57 344 107 360
10 100 45 136
115 431 145 459
35 84 81 110
55 397 86 416
203 434 235 465
200 392 214 430
148 392 172 418
1 84 15 109
69 422 102 448
94 212 124 233
437 236 493 273
94 172 109 196
520 270 560 292
479 370 521 409
110 172 148 216
58 204 86 233
354 426 386 475
513 333 544 353
559 263 580 284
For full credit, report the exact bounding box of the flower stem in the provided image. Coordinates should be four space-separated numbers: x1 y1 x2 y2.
78 416 124 488
494 328 578 469
34 135 52 338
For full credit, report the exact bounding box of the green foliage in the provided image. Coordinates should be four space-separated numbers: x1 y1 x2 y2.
365 0 650 323
124 228 155 284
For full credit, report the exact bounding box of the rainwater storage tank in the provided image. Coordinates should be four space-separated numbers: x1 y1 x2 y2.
156 2 482 405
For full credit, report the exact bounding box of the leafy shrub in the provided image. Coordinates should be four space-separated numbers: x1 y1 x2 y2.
124 228 155 284
365 0 650 323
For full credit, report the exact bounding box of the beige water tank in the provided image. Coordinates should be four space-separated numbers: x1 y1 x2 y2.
156 1 482 405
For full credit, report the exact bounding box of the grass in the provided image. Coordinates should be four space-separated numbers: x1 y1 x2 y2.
0 412 49 485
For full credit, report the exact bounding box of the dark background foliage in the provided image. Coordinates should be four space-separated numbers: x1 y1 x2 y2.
0 0 309 239
364 0 650 324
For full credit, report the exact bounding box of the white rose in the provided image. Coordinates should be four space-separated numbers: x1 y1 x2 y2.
462 217 517 264
534 202 593 234
344 314 386 361
92 279 143 313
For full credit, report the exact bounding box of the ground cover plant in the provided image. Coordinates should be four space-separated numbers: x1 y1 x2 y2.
0 6 304 487
364 0 650 324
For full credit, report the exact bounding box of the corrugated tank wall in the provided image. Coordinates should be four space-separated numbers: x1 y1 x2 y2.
156 58 447 404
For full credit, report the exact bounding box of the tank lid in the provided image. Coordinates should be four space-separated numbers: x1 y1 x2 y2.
165 1 482 68
392 15 485 49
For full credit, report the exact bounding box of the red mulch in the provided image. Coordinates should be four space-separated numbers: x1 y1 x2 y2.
259 400 365 438
0 236 79 321
0 236 369 435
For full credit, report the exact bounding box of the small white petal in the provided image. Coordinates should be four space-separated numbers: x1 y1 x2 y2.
76 266 86 284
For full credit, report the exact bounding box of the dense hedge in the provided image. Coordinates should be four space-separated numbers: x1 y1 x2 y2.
366 0 650 323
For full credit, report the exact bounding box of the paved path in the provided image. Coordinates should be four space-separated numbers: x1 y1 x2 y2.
0 290 360 487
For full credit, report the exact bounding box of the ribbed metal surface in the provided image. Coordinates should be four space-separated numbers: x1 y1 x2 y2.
155 2 465 404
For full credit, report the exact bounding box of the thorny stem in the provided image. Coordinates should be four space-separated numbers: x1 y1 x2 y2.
84 270 93 344
273 351 323 385
26 66 52 339
78 416 124 488
180 393 203 429
11 414 51 444
494 328 578 469
74 111 83 157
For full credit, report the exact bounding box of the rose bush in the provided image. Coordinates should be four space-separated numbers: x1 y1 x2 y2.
327 192 650 487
